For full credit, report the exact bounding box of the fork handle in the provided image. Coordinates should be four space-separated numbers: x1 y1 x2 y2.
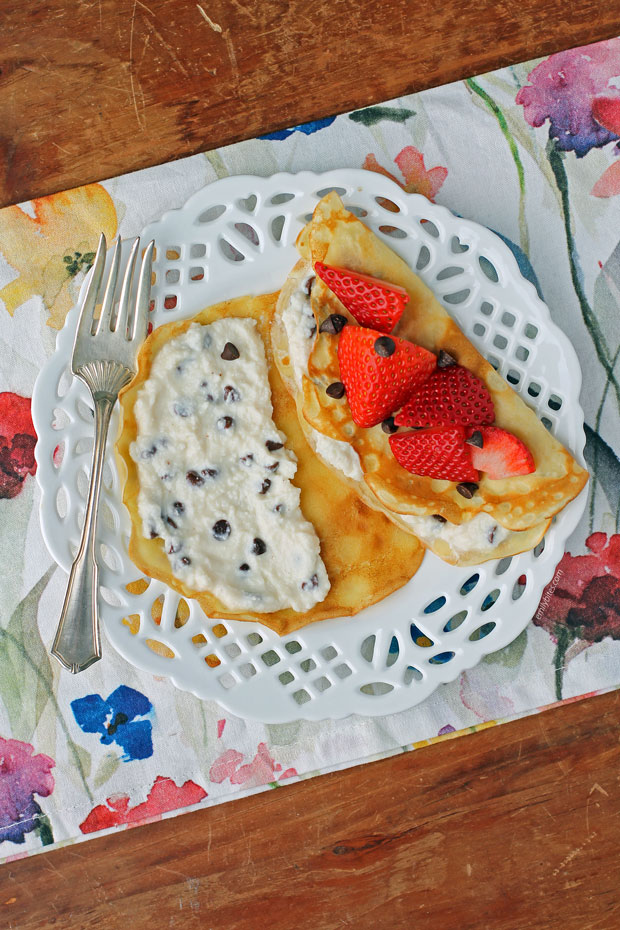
52 392 115 673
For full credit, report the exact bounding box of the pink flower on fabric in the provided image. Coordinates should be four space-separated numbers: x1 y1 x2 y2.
79 775 207 834
363 146 448 202
0 738 55 845
209 743 297 788
516 40 620 158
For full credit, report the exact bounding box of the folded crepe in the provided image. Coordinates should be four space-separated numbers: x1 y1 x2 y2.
116 292 424 636
272 193 588 565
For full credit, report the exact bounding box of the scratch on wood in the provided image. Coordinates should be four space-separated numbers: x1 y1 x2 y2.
144 19 190 78
227 0 258 21
128 0 146 130
135 0 155 14
589 782 609 798
223 30 239 85
552 831 597 876
51 142 71 156
196 5 222 32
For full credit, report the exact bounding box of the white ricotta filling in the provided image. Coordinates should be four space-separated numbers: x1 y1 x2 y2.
130 318 330 613
280 280 509 556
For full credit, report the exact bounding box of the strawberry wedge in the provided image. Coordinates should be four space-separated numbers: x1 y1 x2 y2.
315 262 409 333
390 427 479 482
337 327 436 428
467 426 535 479
395 365 494 428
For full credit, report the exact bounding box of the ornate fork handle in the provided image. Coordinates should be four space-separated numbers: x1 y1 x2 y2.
52 361 132 673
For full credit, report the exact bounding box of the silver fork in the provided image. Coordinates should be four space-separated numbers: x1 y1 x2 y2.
52 233 154 673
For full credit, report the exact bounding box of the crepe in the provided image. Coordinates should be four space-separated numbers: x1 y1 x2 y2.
116 292 424 636
272 193 588 563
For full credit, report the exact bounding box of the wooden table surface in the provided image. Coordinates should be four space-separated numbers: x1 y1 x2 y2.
3 1 620 927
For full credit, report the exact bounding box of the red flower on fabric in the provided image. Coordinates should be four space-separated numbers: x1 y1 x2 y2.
79 776 207 834
209 742 297 788
363 146 448 202
0 393 37 499
533 532 620 644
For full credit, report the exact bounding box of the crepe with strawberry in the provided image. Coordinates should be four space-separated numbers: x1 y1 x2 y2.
271 192 588 565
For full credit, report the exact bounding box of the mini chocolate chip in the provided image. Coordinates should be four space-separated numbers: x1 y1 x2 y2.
181 556 192 565
319 313 348 335
266 440 283 451
201 467 219 478
374 336 395 357
239 563 250 572
240 454 254 466
326 381 345 399
274 503 285 515
432 514 447 523
252 537 267 555
168 542 182 554
173 402 192 417
221 342 240 360
437 349 457 368
173 501 184 514
466 430 484 448
141 445 157 459
217 416 234 430
224 384 240 403
260 479 271 494
456 482 479 499
212 519 231 540
304 275 316 296
166 516 178 529
266 461 279 473
301 573 319 591
488 525 497 543
149 527 159 539
200 380 215 401
186 470 204 486
381 417 398 434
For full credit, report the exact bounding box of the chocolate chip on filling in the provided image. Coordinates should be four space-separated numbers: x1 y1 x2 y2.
212 519 231 540
221 342 240 360
251 537 267 555
217 416 234 430
260 479 271 494
186 470 204 486
301 573 319 591
240 454 254 467
266 439 283 451
223 385 240 403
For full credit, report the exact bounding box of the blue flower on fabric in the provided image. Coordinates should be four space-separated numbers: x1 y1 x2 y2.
71 686 154 761
260 116 336 141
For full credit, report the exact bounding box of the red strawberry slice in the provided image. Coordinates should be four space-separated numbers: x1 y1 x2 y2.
337 326 436 428
467 426 535 479
315 261 409 333
394 365 494 428
389 427 479 482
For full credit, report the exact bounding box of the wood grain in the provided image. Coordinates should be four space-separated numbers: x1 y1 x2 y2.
2 0 620 206
2 689 620 930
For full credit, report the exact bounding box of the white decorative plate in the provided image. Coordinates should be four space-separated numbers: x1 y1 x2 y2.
32 170 588 722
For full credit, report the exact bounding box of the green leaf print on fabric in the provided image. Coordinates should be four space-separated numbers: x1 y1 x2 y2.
349 106 416 127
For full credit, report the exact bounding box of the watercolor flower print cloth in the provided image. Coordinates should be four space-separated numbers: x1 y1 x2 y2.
1 36 620 863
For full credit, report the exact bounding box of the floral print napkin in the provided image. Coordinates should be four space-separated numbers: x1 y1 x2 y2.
1 37 620 862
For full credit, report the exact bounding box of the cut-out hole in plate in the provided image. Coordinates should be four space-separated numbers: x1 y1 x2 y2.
293 688 311 705
493 334 508 350
316 186 347 199
541 416 553 431
205 653 221 668
527 381 541 397
100 585 122 607
481 589 500 611
247 632 263 646
52 441 65 468
174 599 190 628
212 624 228 638
285 639 301 654
239 663 256 679
495 556 513 576
515 345 530 362
444 289 471 305
410 624 434 648
469 621 497 642
487 354 501 371
300 657 316 673
261 649 280 667
512 574 527 600
360 681 394 695
53 406 71 430
235 222 259 245
99 500 117 532
189 267 204 281
524 323 538 340
347 205 368 218
506 369 521 386
166 247 180 261
239 193 258 211
548 394 563 411
460 573 480 595
480 300 495 316
444 610 468 632
334 663 352 679
451 236 469 254
473 323 486 338
533 537 546 558
278 670 294 685
429 651 455 665
163 295 177 311
56 367 73 399
416 245 431 271
386 636 399 667
224 643 242 659
375 196 400 213
436 265 464 281
360 634 376 662
55 486 68 519
192 633 207 646
218 672 236 690
198 204 226 223
76 466 90 500
424 595 446 614
314 676 331 693
146 639 175 659
501 311 516 328
379 225 407 239
271 215 285 242
479 256 499 282
219 239 245 262
190 243 206 258
74 436 93 456
320 645 338 661
165 268 180 284
419 218 439 238
76 399 94 423
270 192 294 205
404 666 423 685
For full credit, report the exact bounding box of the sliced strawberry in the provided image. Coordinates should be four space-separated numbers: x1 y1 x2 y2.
389 427 479 482
337 327 436 428
315 261 409 333
394 365 494 428
468 426 535 479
